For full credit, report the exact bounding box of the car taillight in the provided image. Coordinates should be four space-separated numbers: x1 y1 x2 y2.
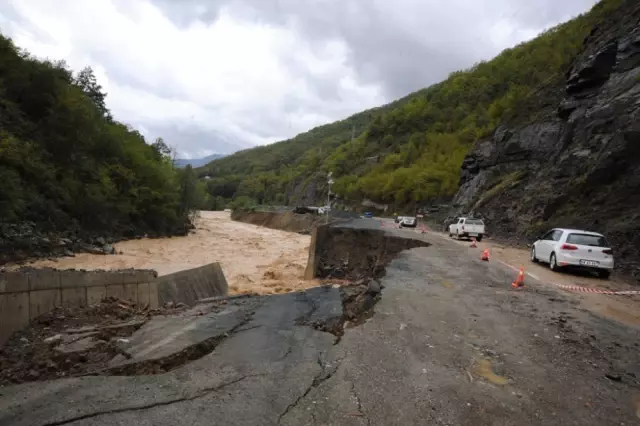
603 249 613 255
561 244 578 250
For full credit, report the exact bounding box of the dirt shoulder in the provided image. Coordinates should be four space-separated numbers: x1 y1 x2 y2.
426 228 640 329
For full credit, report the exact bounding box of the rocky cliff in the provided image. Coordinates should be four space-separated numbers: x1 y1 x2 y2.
453 0 640 279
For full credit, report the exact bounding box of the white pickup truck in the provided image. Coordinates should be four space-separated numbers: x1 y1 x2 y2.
449 217 485 241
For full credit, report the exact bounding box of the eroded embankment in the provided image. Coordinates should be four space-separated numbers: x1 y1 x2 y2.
301 225 431 340
231 210 323 234
0 225 430 384
306 225 430 280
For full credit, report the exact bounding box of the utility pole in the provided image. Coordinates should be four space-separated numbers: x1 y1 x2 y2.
326 172 334 224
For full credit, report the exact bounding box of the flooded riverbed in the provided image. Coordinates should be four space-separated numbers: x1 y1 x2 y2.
24 211 317 295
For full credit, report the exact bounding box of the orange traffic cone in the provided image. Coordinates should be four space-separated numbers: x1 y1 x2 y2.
470 237 477 248
421 224 426 234
481 249 490 261
512 267 525 289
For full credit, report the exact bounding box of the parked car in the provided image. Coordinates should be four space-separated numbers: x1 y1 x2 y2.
293 206 315 214
449 217 485 241
363 212 373 218
400 216 417 228
395 216 404 223
531 228 614 279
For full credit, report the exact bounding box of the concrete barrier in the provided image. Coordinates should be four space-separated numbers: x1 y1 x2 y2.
0 262 229 345
0 268 157 345
304 224 327 279
157 263 228 306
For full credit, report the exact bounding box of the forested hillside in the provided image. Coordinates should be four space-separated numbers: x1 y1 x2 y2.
201 0 624 210
0 34 201 261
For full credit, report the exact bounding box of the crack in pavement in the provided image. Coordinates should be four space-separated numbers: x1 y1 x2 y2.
277 354 342 424
350 381 371 426
232 324 263 334
277 346 293 362
39 374 265 426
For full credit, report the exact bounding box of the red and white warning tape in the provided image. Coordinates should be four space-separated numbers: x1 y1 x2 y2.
549 284 640 295
495 260 640 296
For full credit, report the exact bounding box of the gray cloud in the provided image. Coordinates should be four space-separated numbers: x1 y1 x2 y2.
146 124 254 157
153 0 599 98
1 0 598 158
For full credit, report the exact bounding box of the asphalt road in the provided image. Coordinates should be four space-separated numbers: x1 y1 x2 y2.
1 219 639 425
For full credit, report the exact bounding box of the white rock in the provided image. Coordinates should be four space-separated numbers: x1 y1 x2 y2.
44 334 62 344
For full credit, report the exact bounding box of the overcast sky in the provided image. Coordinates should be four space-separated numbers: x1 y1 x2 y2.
0 0 598 158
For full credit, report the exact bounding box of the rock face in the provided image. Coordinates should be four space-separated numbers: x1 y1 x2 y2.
284 172 329 207
452 0 640 279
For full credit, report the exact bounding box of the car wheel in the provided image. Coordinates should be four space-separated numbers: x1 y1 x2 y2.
476 235 483 242
549 253 559 272
531 246 538 263
598 270 611 280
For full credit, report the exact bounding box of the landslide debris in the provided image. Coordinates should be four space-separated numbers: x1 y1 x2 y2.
0 297 187 385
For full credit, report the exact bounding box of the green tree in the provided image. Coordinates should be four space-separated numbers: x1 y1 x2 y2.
0 32 192 241
151 137 173 161
177 165 201 217
74 66 111 121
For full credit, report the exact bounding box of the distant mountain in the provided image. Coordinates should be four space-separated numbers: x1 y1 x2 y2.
174 153 225 168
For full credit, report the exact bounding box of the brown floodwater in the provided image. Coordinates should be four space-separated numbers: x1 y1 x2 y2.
22 211 317 295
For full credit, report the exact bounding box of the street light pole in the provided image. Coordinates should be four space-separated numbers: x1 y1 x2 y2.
327 172 334 225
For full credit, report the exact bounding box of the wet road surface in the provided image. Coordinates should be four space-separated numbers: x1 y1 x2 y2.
1 219 639 425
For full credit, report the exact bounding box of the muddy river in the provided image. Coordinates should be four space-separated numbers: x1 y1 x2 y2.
26 211 317 295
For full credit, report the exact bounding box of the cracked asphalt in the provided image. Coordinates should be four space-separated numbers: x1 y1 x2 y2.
1 219 639 425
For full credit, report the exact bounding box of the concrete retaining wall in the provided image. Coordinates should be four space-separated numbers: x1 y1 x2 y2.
0 268 157 345
157 263 228 306
0 262 229 345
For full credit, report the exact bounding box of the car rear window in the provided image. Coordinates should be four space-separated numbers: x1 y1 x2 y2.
566 233 608 247
465 219 484 225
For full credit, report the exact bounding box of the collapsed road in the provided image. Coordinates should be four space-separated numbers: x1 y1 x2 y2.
1 218 639 425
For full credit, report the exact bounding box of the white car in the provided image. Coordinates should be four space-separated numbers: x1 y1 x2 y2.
400 216 417 228
531 228 614 279
449 217 485 241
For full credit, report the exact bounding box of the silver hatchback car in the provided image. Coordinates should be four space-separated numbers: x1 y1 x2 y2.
531 228 614 279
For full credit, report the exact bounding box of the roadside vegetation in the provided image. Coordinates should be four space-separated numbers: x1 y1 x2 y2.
0 34 203 239
200 0 624 211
